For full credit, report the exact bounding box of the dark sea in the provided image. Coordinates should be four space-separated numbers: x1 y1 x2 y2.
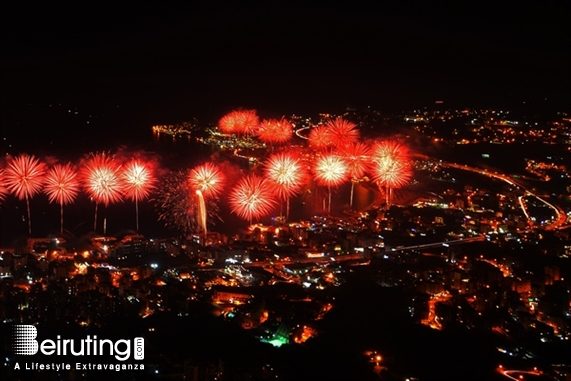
0 99 217 247
2 99 568 247
0 99 377 247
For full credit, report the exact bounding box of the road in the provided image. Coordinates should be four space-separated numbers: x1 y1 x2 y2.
498 367 542 380
244 236 485 269
390 235 485 252
439 161 567 231
243 253 364 268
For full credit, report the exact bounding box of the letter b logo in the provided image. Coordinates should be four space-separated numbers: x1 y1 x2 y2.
13 325 38 355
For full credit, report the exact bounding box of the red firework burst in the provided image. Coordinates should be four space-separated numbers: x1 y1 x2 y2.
122 159 155 202
308 125 333 150
82 152 124 206
122 158 156 232
229 175 276 222
370 140 409 163
189 162 225 197
265 152 306 200
313 154 348 187
340 142 371 180
44 163 80 205
370 141 412 188
4 153 47 235
370 155 412 189
257 118 293 144
326 117 359 147
219 109 260 135
0 168 8 202
219 112 238 134
44 163 81 234
4 154 47 200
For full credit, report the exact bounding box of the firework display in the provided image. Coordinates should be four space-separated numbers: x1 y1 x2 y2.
257 118 293 144
81 152 124 206
327 117 359 147
340 142 371 207
189 163 225 198
313 153 349 214
313 154 348 188
189 162 225 240
196 190 207 236
122 159 155 202
340 142 371 180
218 109 260 135
265 151 307 218
0 168 9 203
44 163 80 234
308 125 333 150
370 141 411 187
370 141 412 205
4 154 47 201
4 154 47 234
0 110 414 237
156 170 197 234
81 152 124 232
122 159 156 232
265 152 306 200
229 175 277 223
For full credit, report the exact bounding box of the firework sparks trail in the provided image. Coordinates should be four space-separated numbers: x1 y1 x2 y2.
229 175 276 224
4 154 47 235
44 163 80 234
196 190 207 238
155 169 220 236
189 163 225 243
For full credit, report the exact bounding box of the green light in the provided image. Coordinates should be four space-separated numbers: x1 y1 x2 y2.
268 338 287 348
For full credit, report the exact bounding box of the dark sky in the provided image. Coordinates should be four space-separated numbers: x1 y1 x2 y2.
1 1 570 117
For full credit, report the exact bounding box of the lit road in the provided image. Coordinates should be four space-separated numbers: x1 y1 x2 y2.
244 238 485 268
295 126 310 140
243 253 365 268
479 257 511 277
439 161 567 231
390 235 485 252
498 367 542 380
422 291 452 330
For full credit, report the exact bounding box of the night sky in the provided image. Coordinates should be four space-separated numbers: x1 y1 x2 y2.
1 1 570 123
